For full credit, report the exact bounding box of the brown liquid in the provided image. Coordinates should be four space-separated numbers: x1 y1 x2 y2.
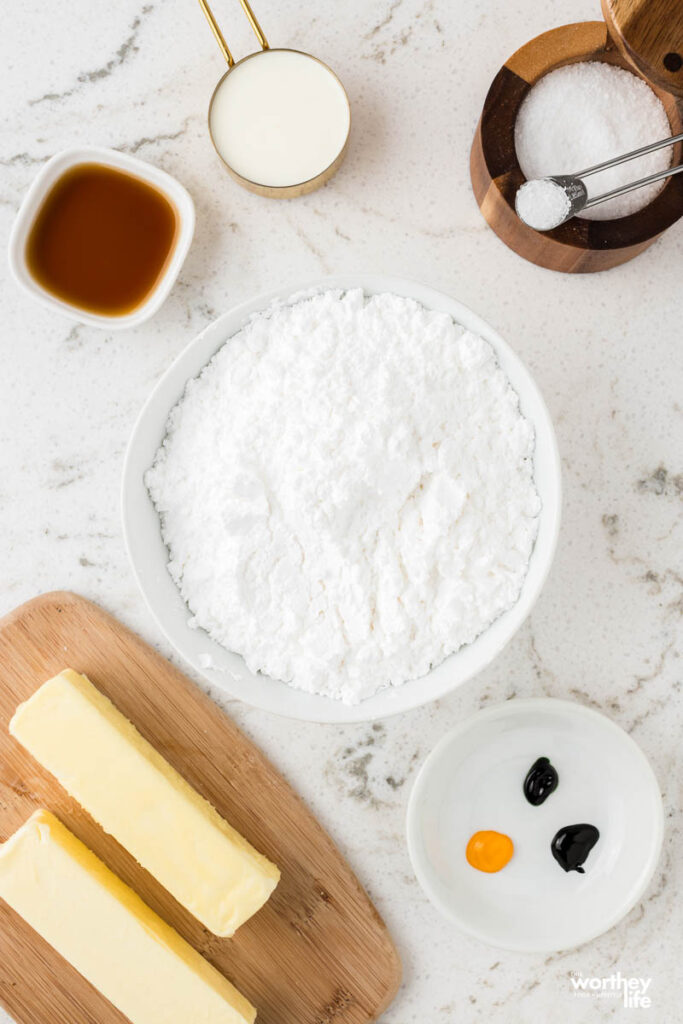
26 163 178 316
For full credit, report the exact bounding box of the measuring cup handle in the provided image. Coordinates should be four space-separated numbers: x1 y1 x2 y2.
198 0 269 68
238 0 269 52
198 0 234 65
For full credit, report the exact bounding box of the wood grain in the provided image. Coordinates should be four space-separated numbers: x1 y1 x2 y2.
470 21 683 273
0 592 401 1024
602 0 683 98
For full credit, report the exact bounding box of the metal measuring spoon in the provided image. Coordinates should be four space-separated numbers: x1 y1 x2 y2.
516 130 683 230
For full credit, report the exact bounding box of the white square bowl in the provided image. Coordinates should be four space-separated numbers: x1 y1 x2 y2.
8 146 195 330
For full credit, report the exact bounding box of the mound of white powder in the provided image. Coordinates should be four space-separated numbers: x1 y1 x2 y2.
146 290 541 704
516 178 571 231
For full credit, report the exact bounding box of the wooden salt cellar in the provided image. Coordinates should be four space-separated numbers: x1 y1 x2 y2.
470 0 683 272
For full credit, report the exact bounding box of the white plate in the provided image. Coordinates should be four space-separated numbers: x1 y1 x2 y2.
122 275 561 722
406 698 663 951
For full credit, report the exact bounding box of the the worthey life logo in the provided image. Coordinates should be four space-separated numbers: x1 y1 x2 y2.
569 971 652 1009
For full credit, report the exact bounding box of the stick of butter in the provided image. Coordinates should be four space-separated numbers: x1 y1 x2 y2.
10 670 279 936
0 810 256 1024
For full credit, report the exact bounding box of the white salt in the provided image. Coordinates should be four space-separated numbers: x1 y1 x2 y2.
516 178 571 230
515 62 671 221
146 290 540 705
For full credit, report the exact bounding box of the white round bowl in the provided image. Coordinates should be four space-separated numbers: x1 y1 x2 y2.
122 275 561 722
406 698 663 952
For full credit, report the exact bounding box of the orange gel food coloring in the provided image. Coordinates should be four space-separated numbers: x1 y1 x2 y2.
466 830 514 873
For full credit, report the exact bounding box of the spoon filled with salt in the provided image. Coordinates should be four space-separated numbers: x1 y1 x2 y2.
516 130 683 231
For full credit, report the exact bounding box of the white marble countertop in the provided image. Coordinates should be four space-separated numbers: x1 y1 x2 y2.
1 0 682 1020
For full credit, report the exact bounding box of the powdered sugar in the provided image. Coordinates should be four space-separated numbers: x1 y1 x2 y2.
146 290 540 704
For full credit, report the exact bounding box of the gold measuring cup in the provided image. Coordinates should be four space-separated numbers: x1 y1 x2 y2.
199 0 351 198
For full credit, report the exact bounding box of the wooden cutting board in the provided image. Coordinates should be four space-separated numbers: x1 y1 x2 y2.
0 592 401 1024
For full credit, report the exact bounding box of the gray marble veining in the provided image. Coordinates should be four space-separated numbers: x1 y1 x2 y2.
1 0 682 1020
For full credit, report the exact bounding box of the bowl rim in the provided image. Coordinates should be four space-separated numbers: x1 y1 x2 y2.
7 145 195 330
405 697 664 952
121 274 562 723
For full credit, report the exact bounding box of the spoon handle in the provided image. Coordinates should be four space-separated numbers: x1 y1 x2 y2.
576 131 683 180
584 161 683 209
